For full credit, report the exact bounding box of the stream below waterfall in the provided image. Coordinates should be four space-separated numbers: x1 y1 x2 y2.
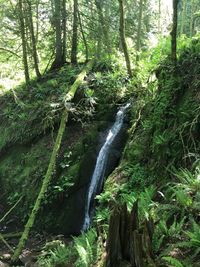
82 103 130 231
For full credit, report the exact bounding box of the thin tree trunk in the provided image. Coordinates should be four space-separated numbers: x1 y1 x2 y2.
171 0 179 63
95 0 111 55
136 0 143 61
71 0 78 64
11 60 94 263
118 0 132 78
158 0 161 34
180 0 187 35
78 8 89 62
62 0 66 62
26 0 41 78
51 0 63 69
36 0 39 43
0 47 20 58
18 0 30 84
190 0 194 37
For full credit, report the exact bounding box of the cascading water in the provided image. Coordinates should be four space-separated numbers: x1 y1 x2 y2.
82 103 130 231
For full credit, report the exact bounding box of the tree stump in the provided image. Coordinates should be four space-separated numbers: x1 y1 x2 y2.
106 201 155 267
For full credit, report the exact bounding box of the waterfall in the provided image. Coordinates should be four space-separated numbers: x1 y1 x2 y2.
82 103 130 231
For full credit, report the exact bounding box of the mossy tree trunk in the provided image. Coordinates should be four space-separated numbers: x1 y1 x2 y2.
78 8 89 62
18 0 30 84
190 0 194 37
171 0 179 64
95 0 111 55
51 0 64 69
62 0 67 61
136 0 143 62
71 0 78 64
11 60 94 263
118 0 132 78
180 0 187 35
26 0 41 79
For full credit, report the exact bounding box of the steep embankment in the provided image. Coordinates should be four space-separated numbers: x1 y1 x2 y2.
0 61 129 238
34 37 200 267
102 38 200 267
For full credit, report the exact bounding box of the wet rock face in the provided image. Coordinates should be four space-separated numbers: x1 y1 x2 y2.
50 119 129 235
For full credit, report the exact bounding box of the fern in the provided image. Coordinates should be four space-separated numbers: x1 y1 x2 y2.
74 229 98 267
175 168 200 191
162 256 184 267
186 220 200 248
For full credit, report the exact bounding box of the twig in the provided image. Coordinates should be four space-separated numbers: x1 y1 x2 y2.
0 196 23 224
1 232 23 238
0 233 14 253
0 47 20 58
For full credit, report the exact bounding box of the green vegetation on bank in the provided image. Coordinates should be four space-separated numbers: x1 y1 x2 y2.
0 0 200 266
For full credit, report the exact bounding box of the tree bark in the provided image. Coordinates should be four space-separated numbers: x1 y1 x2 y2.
78 8 89 62
136 0 143 61
118 0 132 77
51 0 63 69
171 0 179 63
190 0 194 37
11 60 94 263
62 0 67 62
18 0 30 84
71 0 78 64
26 0 41 78
158 0 161 34
106 202 155 267
180 0 187 35
95 0 111 55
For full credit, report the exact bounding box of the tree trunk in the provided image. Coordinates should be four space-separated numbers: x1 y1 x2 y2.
95 0 111 55
51 0 63 69
136 0 143 61
78 8 89 62
62 0 67 62
11 60 94 263
190 0 194 37
180 0 187 35
158 0 161 34
18 0 30 84
118 0 132 78
71 0 78 64
106 202 155 267
26 0 41 79
171 0 179 63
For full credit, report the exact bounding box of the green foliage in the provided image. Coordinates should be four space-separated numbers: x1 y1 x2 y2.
37 240 74 267
175 168 200 192
37 230 100 267
186 220 200 249
123 163 150 189
73 229 99 267
161 256 184 267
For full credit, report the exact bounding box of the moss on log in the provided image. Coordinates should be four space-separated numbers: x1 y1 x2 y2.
11 60 94 262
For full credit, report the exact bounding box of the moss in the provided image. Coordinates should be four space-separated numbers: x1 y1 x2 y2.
0 135 52 216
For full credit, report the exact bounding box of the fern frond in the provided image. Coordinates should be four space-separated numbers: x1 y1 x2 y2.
162 256 184 267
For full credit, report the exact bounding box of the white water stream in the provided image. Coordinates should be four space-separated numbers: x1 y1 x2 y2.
82 103 130 231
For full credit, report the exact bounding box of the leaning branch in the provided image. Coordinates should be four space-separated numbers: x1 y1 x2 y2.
0 196 23 224
0 234 14 253
0 47 20 58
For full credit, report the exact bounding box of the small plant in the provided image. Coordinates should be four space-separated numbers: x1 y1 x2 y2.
161 256 184 267
138 185 157 220
37 241 73 267
73 229 99 267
